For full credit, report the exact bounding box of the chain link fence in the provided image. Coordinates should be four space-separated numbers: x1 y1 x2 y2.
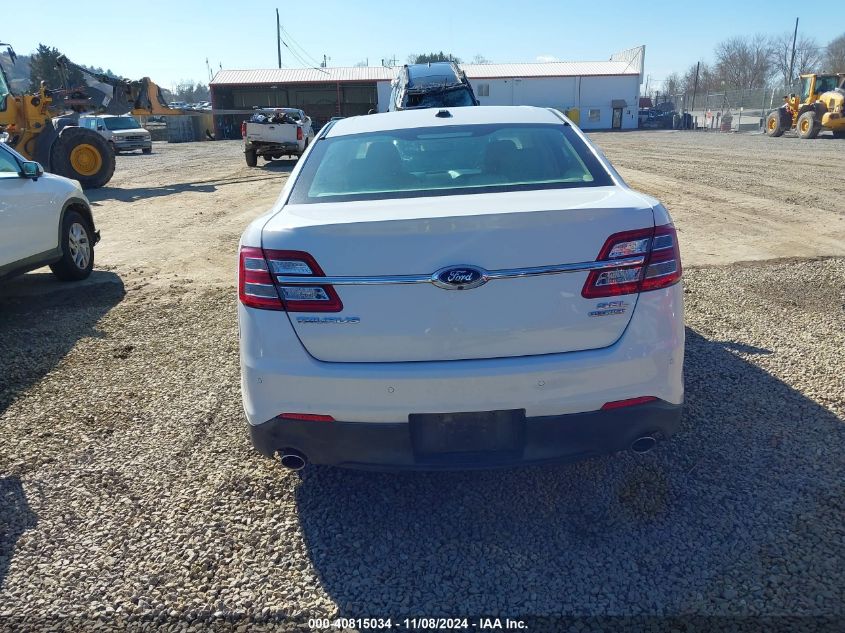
648 84 797 132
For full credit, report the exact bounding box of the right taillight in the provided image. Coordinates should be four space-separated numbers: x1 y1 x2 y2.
582 224 682 298
640 224 682 291
241 121 247 137
238 246 342 312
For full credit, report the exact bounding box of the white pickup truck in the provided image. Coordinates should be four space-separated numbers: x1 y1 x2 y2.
241 108 315 167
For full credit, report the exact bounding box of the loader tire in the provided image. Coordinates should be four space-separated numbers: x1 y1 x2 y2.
245 149 257 167
765 110 787 137
797 111 821 139
51 127 115 188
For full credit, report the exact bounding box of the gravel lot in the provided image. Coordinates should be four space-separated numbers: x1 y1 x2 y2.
592 130 845 265
1 133 844 631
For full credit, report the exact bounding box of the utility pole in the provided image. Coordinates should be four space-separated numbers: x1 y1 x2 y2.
276 9 282 69
787 17 799 88
690 61 700 125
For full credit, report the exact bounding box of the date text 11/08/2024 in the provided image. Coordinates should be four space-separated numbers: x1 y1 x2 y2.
307 617 528 630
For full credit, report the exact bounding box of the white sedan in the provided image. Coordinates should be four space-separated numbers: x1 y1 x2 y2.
0 143 99 282
238 106 684 471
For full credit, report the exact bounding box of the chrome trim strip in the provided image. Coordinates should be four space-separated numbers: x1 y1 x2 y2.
274 255 646 286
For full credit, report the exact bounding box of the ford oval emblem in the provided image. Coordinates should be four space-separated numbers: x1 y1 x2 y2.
431 265 489 290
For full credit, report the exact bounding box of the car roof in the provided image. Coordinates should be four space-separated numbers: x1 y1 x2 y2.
325 106 565 138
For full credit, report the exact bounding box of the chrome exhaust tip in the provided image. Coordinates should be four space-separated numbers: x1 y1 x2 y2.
630 436 658 455
278 450 307 471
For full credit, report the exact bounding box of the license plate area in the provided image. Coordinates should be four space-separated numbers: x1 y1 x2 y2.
409 409 526 460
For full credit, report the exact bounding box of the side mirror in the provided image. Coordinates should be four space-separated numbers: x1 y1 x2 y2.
97 125 105 131
20 161 44 180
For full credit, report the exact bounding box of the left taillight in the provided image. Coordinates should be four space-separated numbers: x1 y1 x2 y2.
238 246 343 312
239 246 283 310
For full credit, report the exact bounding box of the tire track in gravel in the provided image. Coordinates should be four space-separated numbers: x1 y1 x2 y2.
613 165 845 266
591 131 845 267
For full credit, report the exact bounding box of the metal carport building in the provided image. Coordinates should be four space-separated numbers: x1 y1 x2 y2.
210 46 644 136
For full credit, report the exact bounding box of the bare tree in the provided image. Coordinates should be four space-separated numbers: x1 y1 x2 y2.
662 73 682 100
714 34 772 89
824 33 845 72
471 54 491 64
681 62 721 95
770 32 821 87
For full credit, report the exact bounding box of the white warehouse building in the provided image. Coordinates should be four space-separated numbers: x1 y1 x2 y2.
210 46 644 135
460 46 644 130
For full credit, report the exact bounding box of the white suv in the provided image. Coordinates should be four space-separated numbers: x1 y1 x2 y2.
238 106 684 471
0 143 99 282
79 114 152 154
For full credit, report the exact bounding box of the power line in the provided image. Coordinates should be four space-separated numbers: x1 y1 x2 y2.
276 25 328 74
281 38 329 74
280 26 323 68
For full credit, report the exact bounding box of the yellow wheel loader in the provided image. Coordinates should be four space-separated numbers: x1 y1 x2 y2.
0 42 185 188
766 73 845 139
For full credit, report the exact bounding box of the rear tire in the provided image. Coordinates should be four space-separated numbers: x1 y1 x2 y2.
797 111 821 139
765 110 787 137
51 127 115 188
245 149 257 167
50 210 94 281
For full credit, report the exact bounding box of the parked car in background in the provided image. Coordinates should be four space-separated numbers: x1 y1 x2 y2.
238 106 684 471
0 142 99 282
241 108 315 167
79 114 152 154
389 62 479 111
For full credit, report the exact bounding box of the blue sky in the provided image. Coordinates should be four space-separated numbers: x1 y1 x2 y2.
9 0 842 91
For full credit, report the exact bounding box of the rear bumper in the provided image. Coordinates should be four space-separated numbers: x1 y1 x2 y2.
239 284 685 425
246 141 300 154
249 401 683 470
820 112 845 130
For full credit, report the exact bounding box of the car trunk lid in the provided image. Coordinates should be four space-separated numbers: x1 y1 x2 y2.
261 187 655 363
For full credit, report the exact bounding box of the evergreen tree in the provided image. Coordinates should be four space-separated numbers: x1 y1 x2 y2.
28 44 84 91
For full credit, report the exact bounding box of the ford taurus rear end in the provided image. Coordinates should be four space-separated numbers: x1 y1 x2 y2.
238 106 684 470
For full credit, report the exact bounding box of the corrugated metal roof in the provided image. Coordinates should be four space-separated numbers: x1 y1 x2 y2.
211 67 394 85
462 61 638 78
210 60 640 86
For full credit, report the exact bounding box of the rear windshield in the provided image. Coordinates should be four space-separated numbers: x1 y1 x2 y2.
406 88 476 108
288 123 613 204
103 117 142 130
